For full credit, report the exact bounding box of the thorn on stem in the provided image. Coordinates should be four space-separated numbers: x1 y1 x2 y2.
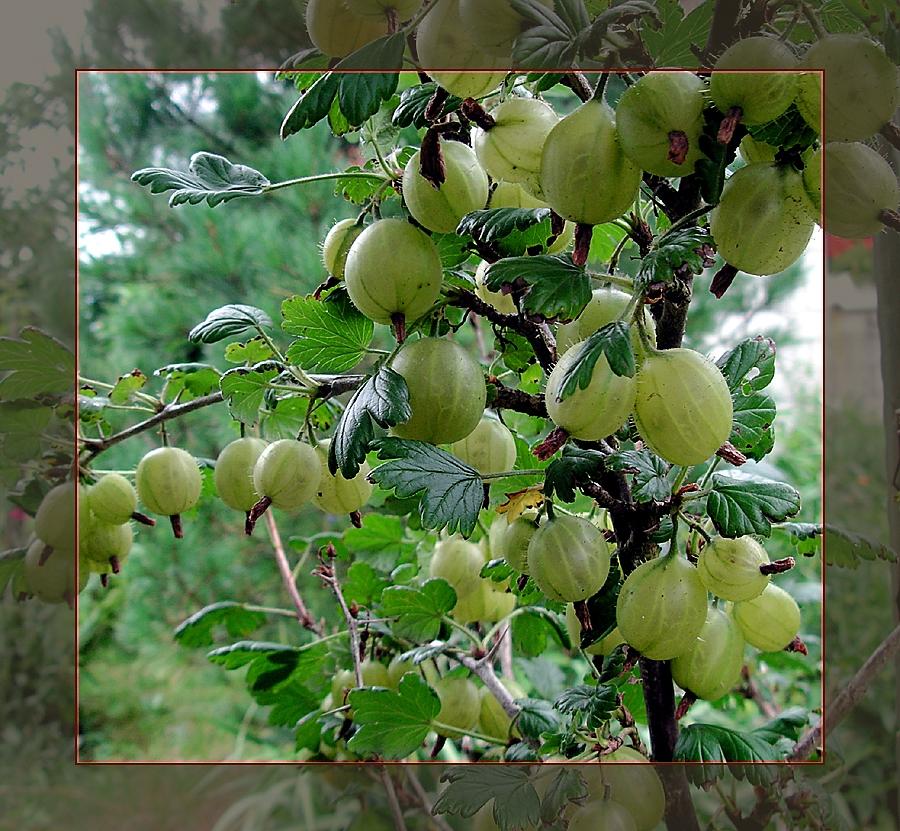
245 496 273 536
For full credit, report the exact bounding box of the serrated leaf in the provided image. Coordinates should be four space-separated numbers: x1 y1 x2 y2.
706 473 801 538
109 370 147 404
642 0 711 66
553 321 636 402
282 294 374 372
457 208 552 245
370 438 483 536
539 768 587 824
824 524 897 569
342 561 390 608
544 445 606 503
260 396 309 440
224 338 274 365
730 391 776 461
511 0 580 69
189 304 273 344
772 522 822 557
131 152 270 207
716 336 776 393
0 402 53 462
747 104 818 152
174 602 267 648
0 548 26 596
0 327 75 400
496 486 545 523
381 578 457 641
605 449 672 502
154 363 221 401
484 254 591 320
329 366 411 479
513 698 559 740
511 610 551 657
392 82 462 128
554 684 618 724
334 35 405 124
219 368 278 426
434 766 541 831
751 708 807 744
343 513 417 559
640 227 714 284
675 722 783 770
281 73 341 139
347 673 441 760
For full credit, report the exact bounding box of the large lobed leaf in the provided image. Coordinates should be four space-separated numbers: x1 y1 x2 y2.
282 293 374 373
551 321 636 403
706 473 801 538
483 254 592 321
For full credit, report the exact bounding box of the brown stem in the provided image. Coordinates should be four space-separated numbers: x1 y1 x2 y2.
488 380 548 418
675 690 697 720
710 263 739 298
391 312 407 344
379 767 408 831
879 208 900 233
245 495 272 536
266 510 322 634
880 122 900 152
560 71 594 102
131 511 156 526
760 557 795 575
460 98 495 130
169 513 184 539
717 106 743 145
667 130 690 165
317 545 364 685
573 223 593 267
641 658 678 760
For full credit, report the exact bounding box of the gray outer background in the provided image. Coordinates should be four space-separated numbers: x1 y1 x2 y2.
0 0 896 828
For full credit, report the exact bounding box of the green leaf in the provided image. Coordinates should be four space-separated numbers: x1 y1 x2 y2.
675 722 783 778
392 82 462 128
280 73 341 139
335 162 388 204
706 473 802 538
109 369 147 404
696 107 745 205
0 402 53 462
747 104 818 152
716 336 776 393
282 294 374 373
131 152 270 207
552 321 636 402
751 708 807 744
342 561 390 608
224 338 274 365
434 766 541 831
219 368 278 426
824 524 898 569
515 698 560 740
369 438 483 537
343 514 417 560
606 449 673 503
347 673 441 760
773 522 822 557
260 396 309 440
642 0 712 66
543 445 606 503
189 304 273 344
730 391 776 461
174 602 267 648
329 366 411 479
639 227 714 285
511 610 552 657
484 254 591 320
154 363 221 401
539 768 588 824
511 0 579 69
457 208 552 245
0 548 26 596
381 578 457 641
0 327 75 400
554 684 618 724
334 35 405 125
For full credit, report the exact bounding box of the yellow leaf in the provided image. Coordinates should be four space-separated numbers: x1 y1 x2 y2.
496 486 544 523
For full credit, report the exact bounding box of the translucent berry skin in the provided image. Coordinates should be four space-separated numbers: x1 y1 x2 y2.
135 447 203 517
487 182 574 253
433 675 480 738
579 746 665 831
616 554 708 661
450 415 517 476
417 0 507 98
633 348 733 467
387 655 439 688
482 585 516 622
710 37 798 125
711 162 816 276
35 481 83 550
87 473 138 525
214 438 267 513
733 583 801 652
802 34 900 141
477 679 524 740
546 341 636 441
458 0 552 57
540 100 642 226
473 97 558 198
403 141 489 234
565 604 624 656
698 536 770 602
672 607 746 701
82 519 133 566
331 660 392 703
24 540 77 604
305 0 389 58
429 537 485 596
820 142 898 239
556 287 655 358
252 440 321 510
615 71 706 178
390 338 487 445
489 512 538 573
344 219 443 325
321 218 364 280
313 439 372 515
527 515 611 603
568 800 638 831
475 260 517 314
345 0 421 19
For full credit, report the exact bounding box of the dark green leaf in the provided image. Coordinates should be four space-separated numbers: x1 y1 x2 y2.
380 578 457 641
642 0 712 66
706 473 802 538
552 321 636 402
0 327 75 400
675 722 783 781
206 640 302 671
511 610 551 657
747 104 818 153
282 294 374 373
544 445 606 503
347 673 441 760
484 254 591 321
329 366 411 479
131 152 270 207
174 602 267 648
554 684 618 723
579 562 622 649
280 73 341 139
457 208 552 245
773 522 822 557
370 438 483 536
606 449 672 503
730 391 776 461
433 233 472 269
189 304 273 344
539 768 588 824
716 336 777 393
514 698 560 740
434 766 541 831
751 708 807 744
0 402 52 462
639 227 714 285
335 35 405 124
343 561 390 608
824 524 898 569
511 0 580 69
219 368 278 426
392 82 462 128
343 514 417 559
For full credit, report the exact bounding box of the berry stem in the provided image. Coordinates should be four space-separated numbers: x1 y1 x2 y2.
667 130 690 165
169 513 183 538
245 496 273 536
131 511 156 526
760 557 796 575
717 106 743 145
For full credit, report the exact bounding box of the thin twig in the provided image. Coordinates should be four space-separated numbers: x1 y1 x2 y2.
404 770 455 831
455 653 520 720
379 767 408 831
264 511 321 634
317 546 363 686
